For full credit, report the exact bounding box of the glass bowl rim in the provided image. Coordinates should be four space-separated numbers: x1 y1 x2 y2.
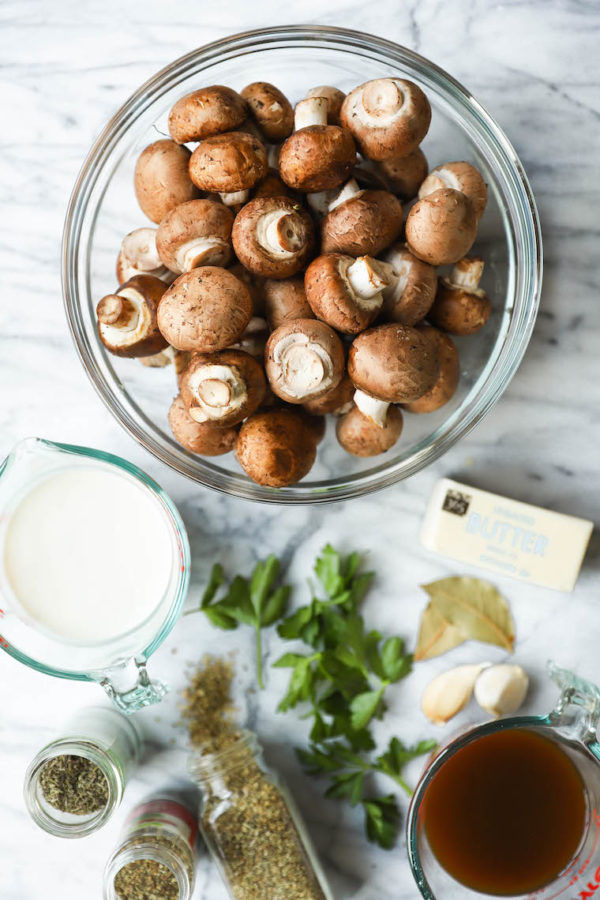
62 24 543 505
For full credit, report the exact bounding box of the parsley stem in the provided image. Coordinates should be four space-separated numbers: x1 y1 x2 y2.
387 773 413 796
256 625 264 690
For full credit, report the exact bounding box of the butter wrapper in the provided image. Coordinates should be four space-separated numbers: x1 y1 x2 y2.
421 478 593 592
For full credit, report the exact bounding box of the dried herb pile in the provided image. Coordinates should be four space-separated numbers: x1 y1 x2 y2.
114 858 179 900
39 754 108 816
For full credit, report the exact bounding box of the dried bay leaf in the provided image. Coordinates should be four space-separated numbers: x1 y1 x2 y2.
423 576 515 653
414 602 465 661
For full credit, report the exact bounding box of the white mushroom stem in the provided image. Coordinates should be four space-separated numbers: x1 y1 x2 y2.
307 189 336 217
267 145 281 169
140 346 176 368
361 78 405 122
257 210 304 258
377 257 410 304
294 96 328 130
450 257 484 291
186 364 248 423
97 287 151 347
219 189 250 207
328 179 362 212
273 333 335 399
121 228 162 271
176 237 231 272
354 390 390 428
344 256 390 306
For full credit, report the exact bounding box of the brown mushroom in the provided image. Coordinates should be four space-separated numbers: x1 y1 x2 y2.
168 395 239 455
340 78 431 161
168 86 247 144
303 372 355 416
429 257 491 335
298 410 327 445
189 132 268 206
379 147 429 201
156 199 234 274
236 408 317 487
404 324 460 413
227 262 266 315
405 188 478 266
419 161 487 220
348 323 439 403
116 228 175 284
240 82 294 142
336 405 403 457
279 97 356 192
320 180 403 256
228 316 270 358
96 274 168 358
157 267 253 352
305 253 389 335
232 197 315 279
264 276 314 330
253 170 298 200
378 244 437 326
134 140 199 224
305 86 346 125
179 349 266 426
265 318 345 404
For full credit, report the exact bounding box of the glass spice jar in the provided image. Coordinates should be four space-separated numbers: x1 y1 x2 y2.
103 795 197 900
189 730 333 900
24 705 142 838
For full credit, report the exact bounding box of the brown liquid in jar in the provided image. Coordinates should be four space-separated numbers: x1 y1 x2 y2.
421 729 587 896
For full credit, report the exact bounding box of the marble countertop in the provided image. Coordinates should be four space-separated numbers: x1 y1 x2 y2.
1 1 599 897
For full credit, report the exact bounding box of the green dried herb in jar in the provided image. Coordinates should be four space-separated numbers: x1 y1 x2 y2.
38 754 108 815
104 796 197 900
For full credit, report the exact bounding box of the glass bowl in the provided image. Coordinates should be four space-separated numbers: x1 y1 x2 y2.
62 25 542 504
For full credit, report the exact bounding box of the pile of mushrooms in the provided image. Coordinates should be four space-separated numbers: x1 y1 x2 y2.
96 78 492 487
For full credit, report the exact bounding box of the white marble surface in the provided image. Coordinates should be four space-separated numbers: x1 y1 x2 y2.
1 1 599 898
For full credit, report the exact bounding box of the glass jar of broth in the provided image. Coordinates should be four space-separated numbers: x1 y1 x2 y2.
24 705 142 838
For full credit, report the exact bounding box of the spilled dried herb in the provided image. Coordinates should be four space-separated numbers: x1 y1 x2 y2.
39 754 108 816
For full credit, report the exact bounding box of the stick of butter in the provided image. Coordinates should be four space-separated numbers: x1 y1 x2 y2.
421 478 593 592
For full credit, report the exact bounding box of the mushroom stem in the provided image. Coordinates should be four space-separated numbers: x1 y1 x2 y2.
96 294 139 330
121 228 162 272
307 189 336 216
177 237 231 272
345 256 390 302
328 178 362 212
450 257 485 291
186 364 248 422
362 78 404 120
376 259 409 304
219 189 250 207
294 96 328 130
353 390 390 428
273 333 334 399
257 210 304 257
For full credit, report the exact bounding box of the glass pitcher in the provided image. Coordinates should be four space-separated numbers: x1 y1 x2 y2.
0 438 190 712
408 661 600 899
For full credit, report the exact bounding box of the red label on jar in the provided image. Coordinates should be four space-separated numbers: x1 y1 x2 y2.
126 799 198 850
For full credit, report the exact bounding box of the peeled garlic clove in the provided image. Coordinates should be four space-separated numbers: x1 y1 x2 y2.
422 663 491 726
474 664 529 717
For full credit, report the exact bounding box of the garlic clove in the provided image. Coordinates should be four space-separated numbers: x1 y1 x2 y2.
422 663 491 726
474 664 529 718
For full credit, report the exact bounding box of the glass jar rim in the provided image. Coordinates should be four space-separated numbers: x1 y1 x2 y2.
103 835 191 900
188 729 260 780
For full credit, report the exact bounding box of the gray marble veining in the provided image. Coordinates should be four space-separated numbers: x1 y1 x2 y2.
1 1 599 897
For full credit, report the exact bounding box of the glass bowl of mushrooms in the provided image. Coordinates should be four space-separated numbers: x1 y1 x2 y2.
63 25 542 503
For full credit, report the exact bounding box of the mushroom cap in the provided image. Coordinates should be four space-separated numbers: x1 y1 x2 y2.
379 147 429 201
404 324 460 413
168 86 247 144
157 266 253 352
381 244 437 326
156 199 234 273
336 405 403 457
116 228 175 284
97 274 168 358
240 82 294 142
264 276 314 329
236 408 317 487
348 323 439 403
227 262 266 315
134 140 199 224
265 318 345 404
279 126 356 192
298 410 327 444
253 170 298 201
306 86 346 125
168 395 239 455
231 197 315 279
405 188 478 266
419 161 487 220
304 253 383 335
340 78 431 161
303 372 355 416
189 132 268 193
429 278 492 335
179 348 266 426
321 189 403 257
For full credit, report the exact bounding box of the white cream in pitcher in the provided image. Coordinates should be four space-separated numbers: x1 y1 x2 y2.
3 466 174 642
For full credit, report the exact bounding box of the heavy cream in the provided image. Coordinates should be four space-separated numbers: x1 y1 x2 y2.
3 466 174 643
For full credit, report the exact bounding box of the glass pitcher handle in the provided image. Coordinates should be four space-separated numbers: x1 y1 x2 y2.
547 660 600 743
96 658 168 714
